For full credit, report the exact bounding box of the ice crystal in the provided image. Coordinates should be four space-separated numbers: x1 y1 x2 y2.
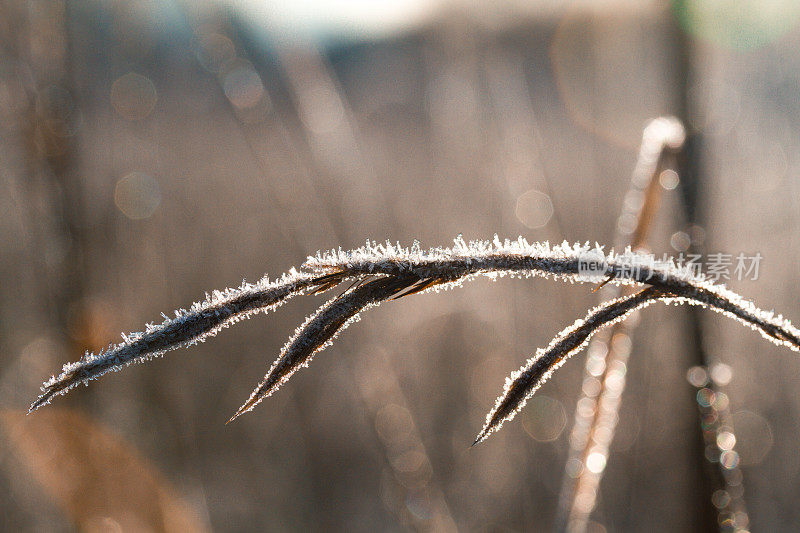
30 237 800 445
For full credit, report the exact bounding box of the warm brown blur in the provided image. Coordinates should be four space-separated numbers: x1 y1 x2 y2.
2 1 800 531
1 409 209 532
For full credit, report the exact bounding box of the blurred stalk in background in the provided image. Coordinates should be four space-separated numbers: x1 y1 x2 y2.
2 0 800 530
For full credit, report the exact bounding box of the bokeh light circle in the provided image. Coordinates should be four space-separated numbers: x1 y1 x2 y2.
114 172 161 220
515 189 553 229
223 66 266 109
110 72 157 120
522 395 567 442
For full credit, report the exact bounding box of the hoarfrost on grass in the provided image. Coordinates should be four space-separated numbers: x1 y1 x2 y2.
30 237 800 445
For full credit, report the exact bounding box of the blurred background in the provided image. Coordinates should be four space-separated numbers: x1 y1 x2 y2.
2 0 800 531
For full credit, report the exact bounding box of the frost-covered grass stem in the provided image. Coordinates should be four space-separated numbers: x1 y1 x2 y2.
31 237 800 445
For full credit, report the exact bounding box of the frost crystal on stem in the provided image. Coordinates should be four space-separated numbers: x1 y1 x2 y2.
31 237 800 444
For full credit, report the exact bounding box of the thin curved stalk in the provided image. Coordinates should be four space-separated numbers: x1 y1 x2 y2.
30 238 800 444
557 116 684 531
306 238 800 351
475 287 664 444
475 283 796 443
29 271 349 411
227 274 419 422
